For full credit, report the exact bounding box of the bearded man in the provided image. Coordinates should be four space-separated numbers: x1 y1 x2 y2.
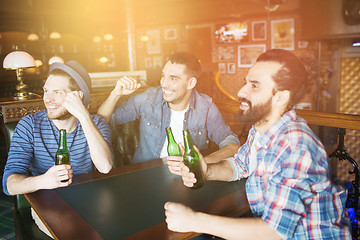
3 60 113 196
165 49 352 239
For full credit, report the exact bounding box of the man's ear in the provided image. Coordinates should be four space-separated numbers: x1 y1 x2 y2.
187 77 197 90
273 90 290 107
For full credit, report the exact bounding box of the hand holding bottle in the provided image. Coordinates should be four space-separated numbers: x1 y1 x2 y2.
182 129 206 189
179 144 207 188
167 144 184 176
40 165 73 189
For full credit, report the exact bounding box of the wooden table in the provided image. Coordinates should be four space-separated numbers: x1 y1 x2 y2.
25 159 250 240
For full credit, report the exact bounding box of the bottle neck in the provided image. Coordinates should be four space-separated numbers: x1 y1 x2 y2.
58 129 67 150
166 127 176 143
183 129 193 152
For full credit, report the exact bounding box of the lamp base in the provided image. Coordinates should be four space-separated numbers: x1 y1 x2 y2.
12 91 36 101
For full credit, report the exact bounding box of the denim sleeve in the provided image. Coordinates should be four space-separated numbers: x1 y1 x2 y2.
206 102 240 147
112 91 147 125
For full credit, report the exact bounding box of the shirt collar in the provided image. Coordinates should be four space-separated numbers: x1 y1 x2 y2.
250 110 297 150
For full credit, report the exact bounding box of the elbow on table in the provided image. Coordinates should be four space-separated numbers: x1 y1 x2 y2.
96 158 113 174
98 165 112 174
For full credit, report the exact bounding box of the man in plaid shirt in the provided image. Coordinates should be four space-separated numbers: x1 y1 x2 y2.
165 49 352 239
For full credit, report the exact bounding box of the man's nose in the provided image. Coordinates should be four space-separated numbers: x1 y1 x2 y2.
161 77 170 88
237 84 249 98
44 93 54 102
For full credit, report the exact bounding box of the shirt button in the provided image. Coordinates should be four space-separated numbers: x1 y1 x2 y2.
147 122 150 125
199 132 202 135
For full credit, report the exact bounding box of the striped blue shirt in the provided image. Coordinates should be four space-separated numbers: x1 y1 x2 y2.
230 110 352 239
2 110 112 196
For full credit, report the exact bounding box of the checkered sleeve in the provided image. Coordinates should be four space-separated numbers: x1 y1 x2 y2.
260 131 350 239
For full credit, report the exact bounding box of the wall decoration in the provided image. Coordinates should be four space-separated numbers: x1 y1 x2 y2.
238 44 266 68
227 63 236 74
152 55 163 68
214 46 235 61
146 30 161 54
271 18 295 50
252 20 266 41
218 63 226 74
164 28 177 40
214 21 248 43
136 32 144 48
145 57 152 68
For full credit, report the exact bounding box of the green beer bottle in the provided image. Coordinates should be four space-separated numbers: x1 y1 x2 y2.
166 127 181 156
183 129 204 189
55 129 70 166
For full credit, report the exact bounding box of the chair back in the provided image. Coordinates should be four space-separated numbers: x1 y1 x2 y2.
4 121 31 210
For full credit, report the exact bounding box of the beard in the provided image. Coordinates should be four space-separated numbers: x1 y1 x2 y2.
237 96 273 126
46 106 72 120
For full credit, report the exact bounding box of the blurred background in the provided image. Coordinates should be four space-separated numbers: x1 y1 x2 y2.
0 0 359 180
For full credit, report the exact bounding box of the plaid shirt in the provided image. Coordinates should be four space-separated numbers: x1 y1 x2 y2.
231 110 351 239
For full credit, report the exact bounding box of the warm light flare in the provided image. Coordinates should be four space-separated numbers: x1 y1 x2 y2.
93 35 102 43
49 31 62 39
27 33 39 41
35 59 43 67
99 56 108 63
104 33 114 41
140 35 149 42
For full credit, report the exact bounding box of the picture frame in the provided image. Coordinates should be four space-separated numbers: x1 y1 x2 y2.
238 44 266 68
164 28 177 40
271 18 295 50
218 63 226 74
146 29 161 54
215 46 235 61
227 63 236 74
152 55 163 68
145 57 152 68
252 20 266 41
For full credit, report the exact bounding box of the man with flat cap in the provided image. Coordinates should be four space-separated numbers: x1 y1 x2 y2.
2 60 113 196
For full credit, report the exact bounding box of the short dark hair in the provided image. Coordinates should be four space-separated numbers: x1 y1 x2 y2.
167 52 201 79
256 49 308 110
49 69 81 91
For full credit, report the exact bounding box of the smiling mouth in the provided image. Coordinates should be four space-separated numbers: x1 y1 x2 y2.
46 105 60 111
163 89 174 96
239 99 251 111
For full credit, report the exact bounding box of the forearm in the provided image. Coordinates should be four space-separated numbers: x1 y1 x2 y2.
195 213 280 240
97 90 121 122
206 160 234 182
78 114 113 173
7 174 43 195
204 143 240 163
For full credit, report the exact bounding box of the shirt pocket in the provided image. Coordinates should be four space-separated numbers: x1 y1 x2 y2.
189 128 208 150
141 115 161 142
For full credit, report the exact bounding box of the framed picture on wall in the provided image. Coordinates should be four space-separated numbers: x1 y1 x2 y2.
215 46 235 61
145 57 152 68
218 63 226 74
164 28 177 40
252 20 266 41
227 63 236 74
271 18 295 50
146 29 161 54
238 44 266 68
